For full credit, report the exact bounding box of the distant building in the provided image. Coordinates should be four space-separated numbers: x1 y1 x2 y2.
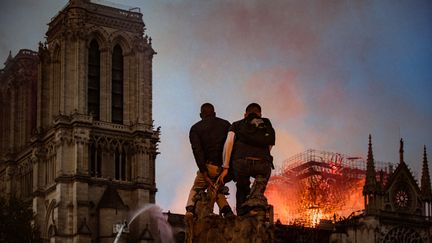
273 138 432 242
333 138 432 242
0 0 159 242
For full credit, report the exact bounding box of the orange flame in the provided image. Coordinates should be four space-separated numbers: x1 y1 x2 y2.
266 176 365 227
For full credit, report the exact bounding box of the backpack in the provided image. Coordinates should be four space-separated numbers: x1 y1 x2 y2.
236 114 275 148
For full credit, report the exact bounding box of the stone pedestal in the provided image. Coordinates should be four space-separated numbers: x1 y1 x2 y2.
187 211 274 243
186 190 274 243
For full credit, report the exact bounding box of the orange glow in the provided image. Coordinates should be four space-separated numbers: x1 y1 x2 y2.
266 175 365 227
265 150 369 227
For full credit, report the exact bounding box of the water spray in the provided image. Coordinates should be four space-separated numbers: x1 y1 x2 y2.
113 220 128 243
111 204 175 243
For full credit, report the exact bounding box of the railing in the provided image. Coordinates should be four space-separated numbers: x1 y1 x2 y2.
17 49 38 57
51 0 141 22
93 120 153 133
93 120 129 132
53 113 155 134
90 0 141 17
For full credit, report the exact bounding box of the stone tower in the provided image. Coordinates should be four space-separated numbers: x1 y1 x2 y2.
0 0 159 242
363 134 381 214
421 146 432 219
0 49 39 199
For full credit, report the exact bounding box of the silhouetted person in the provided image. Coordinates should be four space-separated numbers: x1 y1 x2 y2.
185 103 234 217
219 103 275 215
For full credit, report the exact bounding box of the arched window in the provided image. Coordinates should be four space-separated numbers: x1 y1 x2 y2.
88 40 100 120
111 44 123 124
89 144 101 177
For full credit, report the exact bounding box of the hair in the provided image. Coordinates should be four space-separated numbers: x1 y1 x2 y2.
245 103 261 115
200 103 215 118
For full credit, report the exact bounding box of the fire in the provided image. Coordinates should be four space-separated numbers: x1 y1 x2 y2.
265 149 371 227
266 175 365 227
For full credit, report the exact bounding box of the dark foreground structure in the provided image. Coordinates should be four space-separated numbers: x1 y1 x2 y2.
172 137 432 243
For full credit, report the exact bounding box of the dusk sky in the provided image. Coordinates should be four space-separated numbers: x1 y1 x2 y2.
1 0 431 213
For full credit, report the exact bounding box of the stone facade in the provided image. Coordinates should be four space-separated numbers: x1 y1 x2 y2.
0 49 38 199
330 138 432 243
0 0 159 242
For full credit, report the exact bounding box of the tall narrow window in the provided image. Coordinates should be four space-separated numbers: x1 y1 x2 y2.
115 148 126 180
88 40 100 120
23 167 32 199
111 44 123 124
89 144 101 177
90 144 96 176
121 150 126 180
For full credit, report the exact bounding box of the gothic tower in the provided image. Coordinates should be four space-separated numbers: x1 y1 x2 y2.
363 134 381 214
0 49 38 199
31 0 159 242
421 146 432 219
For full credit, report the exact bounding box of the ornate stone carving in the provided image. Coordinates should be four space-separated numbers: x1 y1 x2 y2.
31 146 47 162
38 41 50 62
55 128 73 146
73 127 91 145
382 226 423 243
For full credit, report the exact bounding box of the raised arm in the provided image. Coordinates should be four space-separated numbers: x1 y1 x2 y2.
222 131 235 168
218 131 235 184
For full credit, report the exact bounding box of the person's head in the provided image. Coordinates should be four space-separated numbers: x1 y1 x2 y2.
244 103 262 118
200 103 216 119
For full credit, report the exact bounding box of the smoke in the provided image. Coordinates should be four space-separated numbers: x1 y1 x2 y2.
152 0 432 212
0 0 431 214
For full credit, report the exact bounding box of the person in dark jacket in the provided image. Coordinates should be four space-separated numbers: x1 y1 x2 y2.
218 103 275 216
185 103 234 217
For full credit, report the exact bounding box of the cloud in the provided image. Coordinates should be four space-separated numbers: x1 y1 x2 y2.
271 128 305 171
1 0 431 213
242 69 306 122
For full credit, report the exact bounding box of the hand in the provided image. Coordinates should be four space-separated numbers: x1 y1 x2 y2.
203 171 214 189
217 168 229 184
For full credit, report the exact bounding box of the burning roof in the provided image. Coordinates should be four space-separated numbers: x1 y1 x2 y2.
266 149 393 227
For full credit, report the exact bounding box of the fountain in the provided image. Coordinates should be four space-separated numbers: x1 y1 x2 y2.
113 204 175 243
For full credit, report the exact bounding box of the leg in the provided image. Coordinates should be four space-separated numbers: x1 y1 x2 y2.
236 177 250 213
233 158 250 212
244 160 272 208
206 164 233 216
247 176 268 205
215 193 234 217
215 192 229 209
185 172 207 243
186 171 207 211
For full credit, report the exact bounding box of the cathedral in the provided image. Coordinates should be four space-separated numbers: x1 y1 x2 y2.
0 0 159 242
332 137 432 242
1 1 432 243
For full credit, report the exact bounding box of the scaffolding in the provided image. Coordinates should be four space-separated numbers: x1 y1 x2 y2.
266 149 394 226
279 149 393 179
